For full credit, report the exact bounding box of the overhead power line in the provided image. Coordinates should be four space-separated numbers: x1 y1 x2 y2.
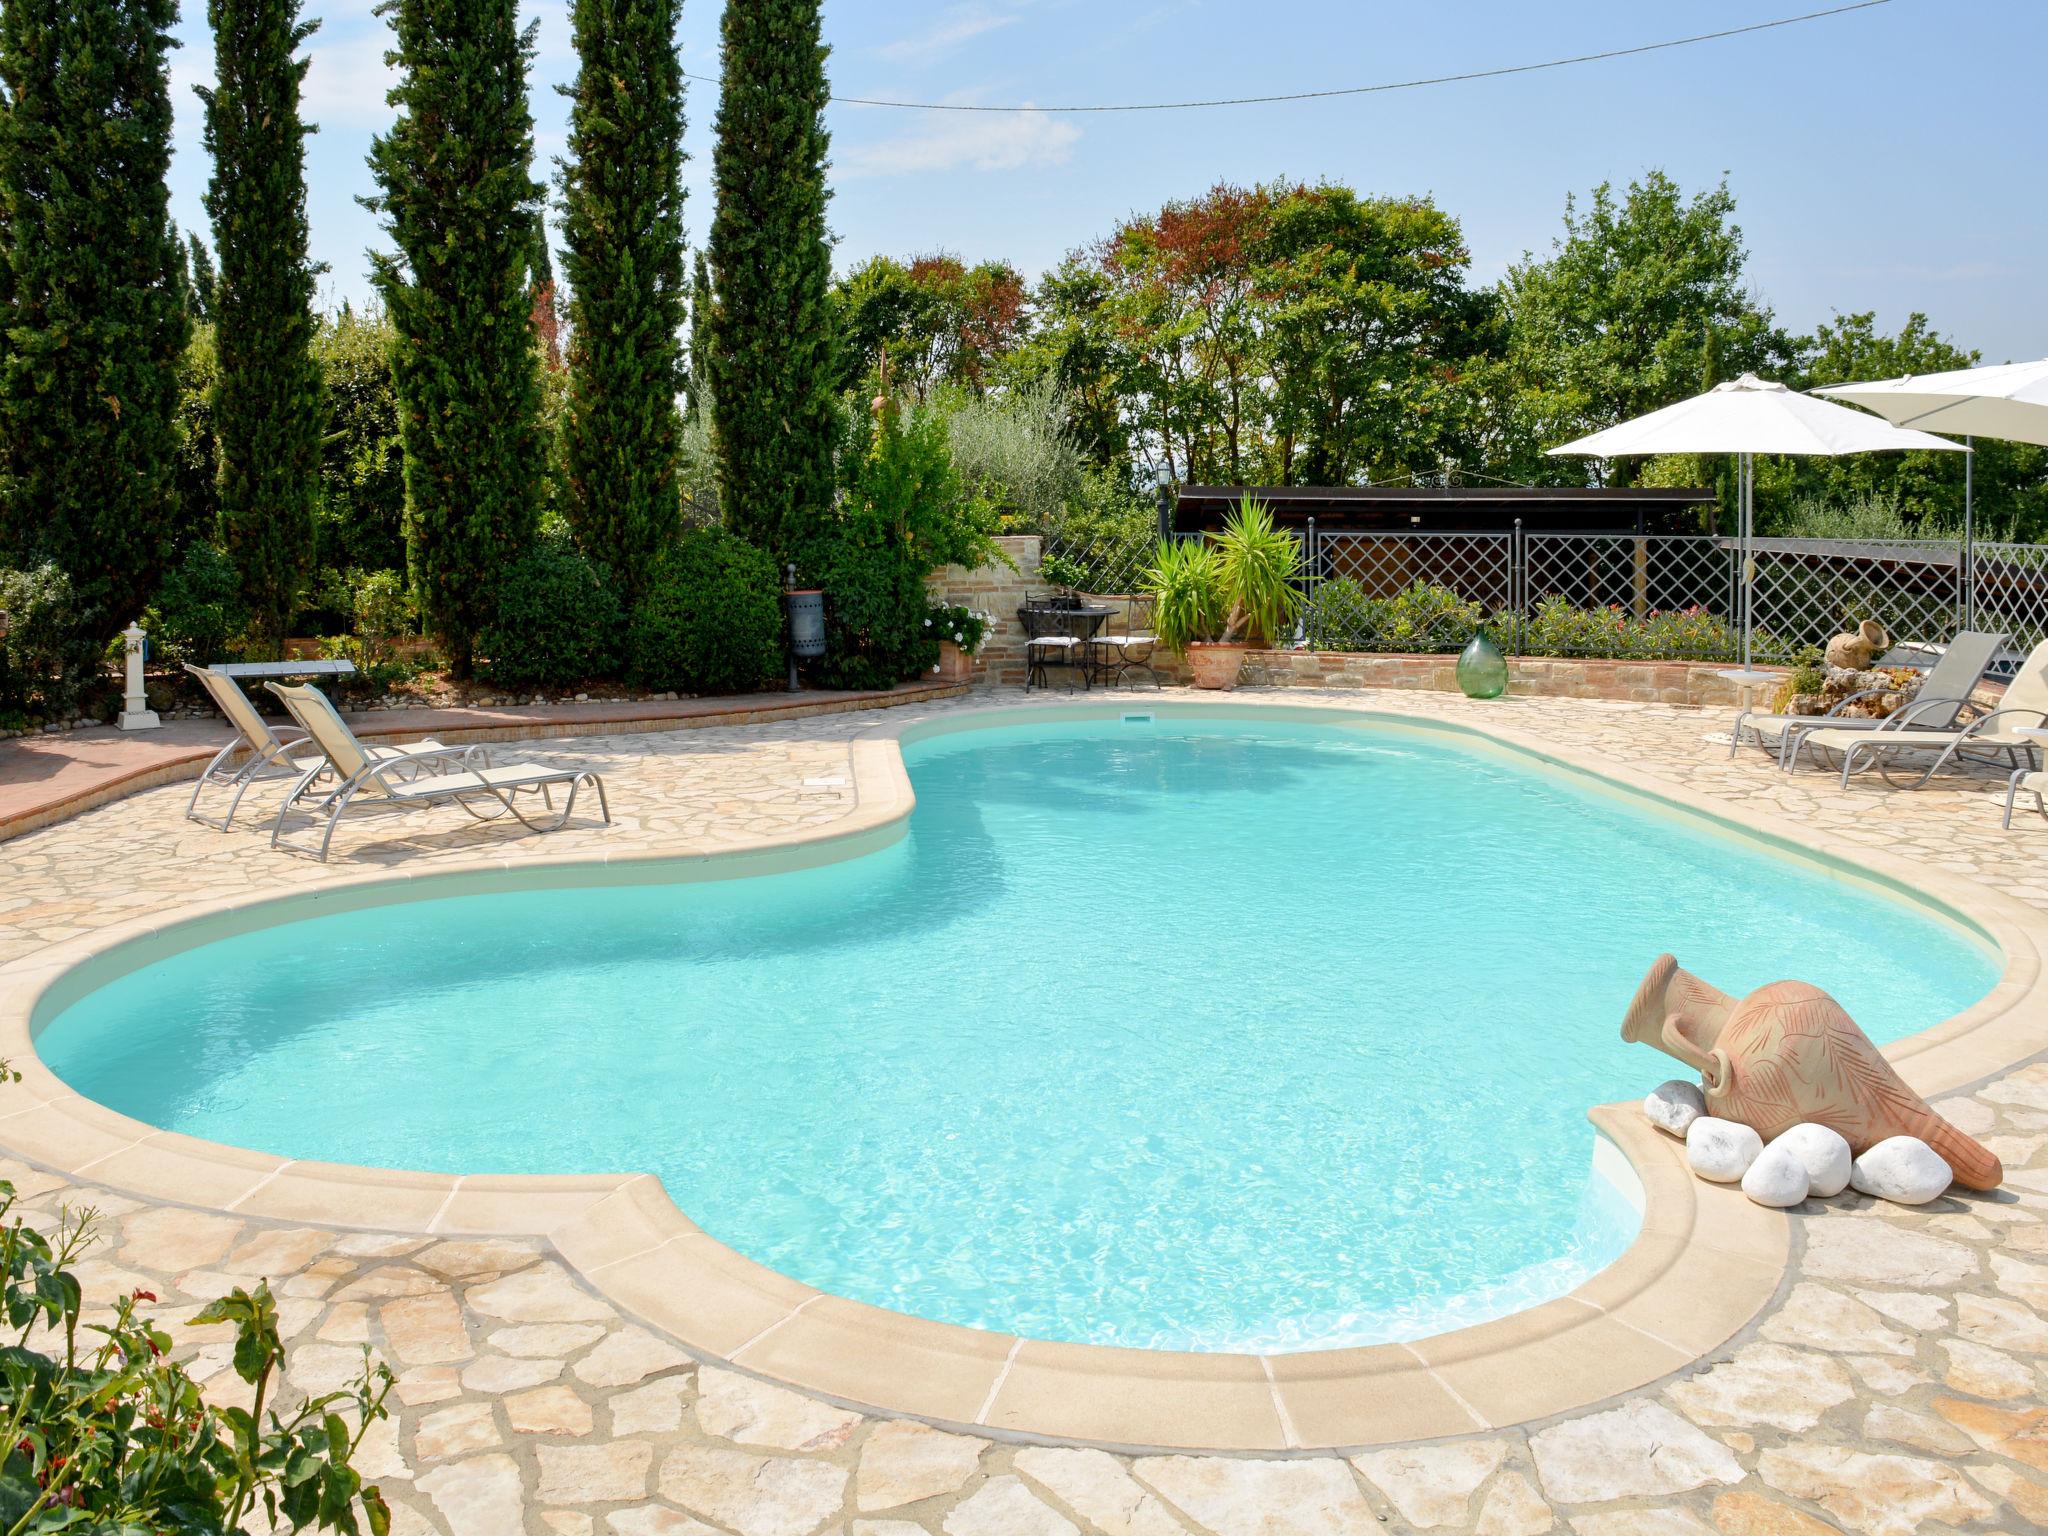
682 1 1895 114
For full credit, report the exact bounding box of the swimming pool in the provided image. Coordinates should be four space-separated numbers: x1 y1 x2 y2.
38 713 1998 1352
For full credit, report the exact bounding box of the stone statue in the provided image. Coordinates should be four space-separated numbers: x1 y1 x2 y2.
1621 953 2001 1191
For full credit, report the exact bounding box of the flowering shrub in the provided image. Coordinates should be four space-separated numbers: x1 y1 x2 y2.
1303 580 1505 653
1519 596 1746 660
0 1176 393 1533
925 603 992 657
1303 581 1763 661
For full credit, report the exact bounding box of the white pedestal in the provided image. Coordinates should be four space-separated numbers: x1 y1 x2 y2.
118 622 160 732
1710 667 1778 749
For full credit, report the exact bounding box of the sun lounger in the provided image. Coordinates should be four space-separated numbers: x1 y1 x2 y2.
1798 636 2048 790
1740 629 2006 768
265 682 609 860
182 663 466 830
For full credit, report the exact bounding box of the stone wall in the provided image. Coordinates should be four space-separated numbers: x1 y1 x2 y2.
928 536 1780 708
926 535 1049 688
1239 650 1771 708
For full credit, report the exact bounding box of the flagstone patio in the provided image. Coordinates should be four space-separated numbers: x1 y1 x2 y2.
2 689 2046 1534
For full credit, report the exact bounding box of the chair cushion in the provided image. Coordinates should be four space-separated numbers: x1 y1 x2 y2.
391 762 589 800
1804 727 1961 751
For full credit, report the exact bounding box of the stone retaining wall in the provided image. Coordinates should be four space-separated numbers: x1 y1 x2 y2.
929 537 1777 707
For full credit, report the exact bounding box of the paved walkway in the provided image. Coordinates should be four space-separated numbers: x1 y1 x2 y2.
2 689 2046 1535
0 681 962 842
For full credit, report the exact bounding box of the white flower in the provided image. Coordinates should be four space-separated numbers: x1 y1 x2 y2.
923 617 932 627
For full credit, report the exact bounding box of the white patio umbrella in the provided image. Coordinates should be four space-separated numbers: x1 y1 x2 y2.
1814 358 2048 446
1816 361 2048 624
1548 373 1965 671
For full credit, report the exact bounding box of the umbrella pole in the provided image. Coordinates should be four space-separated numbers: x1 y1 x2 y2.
1964 435 1975 631
1740 451 1754 672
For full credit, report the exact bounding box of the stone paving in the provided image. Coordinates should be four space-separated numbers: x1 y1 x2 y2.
4 688 2048 1535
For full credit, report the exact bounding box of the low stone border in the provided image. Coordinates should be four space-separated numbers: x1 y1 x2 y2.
3 694 2044 1455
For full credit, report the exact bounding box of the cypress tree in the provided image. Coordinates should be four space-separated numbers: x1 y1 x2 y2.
364 0 546 676
199 0 325 654
557 0 688 601
0 0 190 664
706 0 836 561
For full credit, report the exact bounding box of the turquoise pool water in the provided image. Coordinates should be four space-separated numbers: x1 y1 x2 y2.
39 715 1998 1352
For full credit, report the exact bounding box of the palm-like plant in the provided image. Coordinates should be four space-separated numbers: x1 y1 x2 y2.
1214 497 1303 648
1143 537 1228 655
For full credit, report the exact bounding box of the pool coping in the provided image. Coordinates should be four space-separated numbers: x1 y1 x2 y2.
2 692 2043 1453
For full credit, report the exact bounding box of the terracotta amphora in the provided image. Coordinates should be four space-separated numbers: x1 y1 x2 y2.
1621 953 2001 1191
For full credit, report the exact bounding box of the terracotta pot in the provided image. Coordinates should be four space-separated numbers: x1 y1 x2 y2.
1186 642 1246 690
935 640 976 683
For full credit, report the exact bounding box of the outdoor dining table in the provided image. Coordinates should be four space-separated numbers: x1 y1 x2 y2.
1017 602 1118 688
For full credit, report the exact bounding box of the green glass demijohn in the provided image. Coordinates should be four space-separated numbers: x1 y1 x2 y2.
1456 630 1508 699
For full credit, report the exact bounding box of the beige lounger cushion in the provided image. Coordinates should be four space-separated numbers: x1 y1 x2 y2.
1803 725 2021 753
382 762 585 801
1746 712 1885 733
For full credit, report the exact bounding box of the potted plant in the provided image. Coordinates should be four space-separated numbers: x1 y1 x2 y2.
927 603 991 682
1143 498 1303 690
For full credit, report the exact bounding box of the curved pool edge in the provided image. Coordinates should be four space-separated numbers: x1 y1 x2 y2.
3 691 2044 1453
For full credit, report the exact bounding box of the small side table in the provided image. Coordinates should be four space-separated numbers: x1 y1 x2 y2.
1714 668 1780 751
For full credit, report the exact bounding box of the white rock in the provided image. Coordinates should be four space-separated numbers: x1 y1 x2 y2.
1686 1117 1763 1183
1850 1137 1954 1205
1741 1142 1811 1208
1644 1080 1707 1137
1773 1123 1853 1198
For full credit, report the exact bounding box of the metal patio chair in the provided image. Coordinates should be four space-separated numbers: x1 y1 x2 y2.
1019 597 1089 692
1089 595 1162 689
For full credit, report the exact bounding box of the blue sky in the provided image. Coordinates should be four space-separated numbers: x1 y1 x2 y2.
164 0 2047 360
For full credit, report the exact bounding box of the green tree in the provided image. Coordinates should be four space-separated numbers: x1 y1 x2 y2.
312 308 407 575
557 0 688 603
1259 185 1497 485
188 231 218 321
530 215 563 369
707 0 837 561
832 253 1028 399
1090 181 1274 484
364 0 547 675
1005 257 1129 470
684 249 712 421
200 0 326 653
0 0 190 662
175 326 223 549
1496 172 1797 485
1783 312 2048 538
1019 181 1496 488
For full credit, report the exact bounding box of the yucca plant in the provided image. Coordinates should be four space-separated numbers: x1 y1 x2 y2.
1214 497 1304 648
1142 537 1229 655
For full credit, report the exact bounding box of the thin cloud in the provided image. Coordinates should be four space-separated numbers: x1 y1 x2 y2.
300 27 400 131
876 5 1022 68
839 107 1079 179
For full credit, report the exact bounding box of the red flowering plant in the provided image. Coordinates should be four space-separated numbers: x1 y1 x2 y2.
0 1112 393 1534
